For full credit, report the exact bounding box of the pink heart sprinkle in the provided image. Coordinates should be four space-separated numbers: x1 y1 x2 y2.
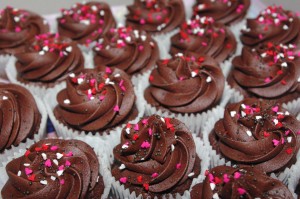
114 105 120 112
223 174 230 183
65 160 71 167
134 124 139 131
272 106 279 112
237 188 246 195
142 119 148 125
264 77 271 83
45 159 52 167
106 67 112 74
25 168 33 175
59 165 65 171
120 177 127 184
297 131 300 135
65 152 73 157
50 146 58 151
151 173 159 178
141 141 151 149
99 95 105 101
273 139 280 146
60 179 65 185
176 163 181 169
208 173 214 183
234 172 241 179
148 128 153 136
285 130 290 135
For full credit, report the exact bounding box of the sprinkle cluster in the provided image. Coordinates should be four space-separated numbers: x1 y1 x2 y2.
194 0 245 14
31 33 72 57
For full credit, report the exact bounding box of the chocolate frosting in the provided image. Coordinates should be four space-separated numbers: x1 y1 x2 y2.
241 5 300 47
126 0 185 34
0 7 49 55
93 27 159 75
1 139 104 199
228 43 300 103
170 16 237 63
112 114 201 198
15 33 84 85
57 1 116 45
209 98 300 174
144 55 225 113
0 83 41 152
190 165 293 199
54 68 137 132
193 0 250 26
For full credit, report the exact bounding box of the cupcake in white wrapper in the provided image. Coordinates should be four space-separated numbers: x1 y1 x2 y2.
5 33 88 98
0 137 111 199
140 54 233 135
203 98 300 184
44 67 144 139
104 114 209 199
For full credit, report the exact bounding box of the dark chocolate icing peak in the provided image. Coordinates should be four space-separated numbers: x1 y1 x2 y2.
145 54 225 113
57 1 116 45
15 33 84 84
241 5 300 47
1 139 104 199
112 115 201 198
0 6 49 54
190 166 293 199
210 98 300 173
0 84 41 152
170 16 237 63
93 26 159 75
193 0 251 26
126 0 185 34
54 68 136 132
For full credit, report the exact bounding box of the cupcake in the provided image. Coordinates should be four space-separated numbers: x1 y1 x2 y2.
241 5 300 47
57 1 116 46
1 139 105 198
125 0 185 34
53 68 138 134
93 26 159 76
190 165 293 199
0 83 43 152
111 114 203 198
209 98 300 174
0 6 49 55
192 0 251 26
6 33 84 94
144 54 225 114
228 42 300 103
170 16 237 63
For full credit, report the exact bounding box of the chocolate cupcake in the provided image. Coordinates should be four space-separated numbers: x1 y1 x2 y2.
209 98 300 174
57 1 116 46
144 54 225 114
1 139 105 199
126 0 185 34
8 33 84 89
111 114 202 198
193 0 251 26
170 16 237 63
0 83 42 152
241 5 300 47
0 6 49 55
53 68 138 134
93 26 159 76
190 165 293 199
228 42 300 103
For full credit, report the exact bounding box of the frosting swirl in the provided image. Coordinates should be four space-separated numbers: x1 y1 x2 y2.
15 33 84 85
93 27 159 75
57 2 116 45
144 54 225 113
209 98 300 174
54 68 137 132
0 83 41 152
190 165 293 199
126 0 185 34
0 6 49 55
112 114 201 198
1 139 104 199
228 43 300 103
193 0 250 26
170 16 237 63
241 5 300 47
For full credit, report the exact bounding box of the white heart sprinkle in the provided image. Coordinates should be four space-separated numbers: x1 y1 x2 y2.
246 130 252 136
213 193 220 199
2 96 8 100
283 25 289 30
65 46 72 52
119 164 126 170
141 35 147 41
210 183 216 190
17 171 21 176
64 99 70 104
171 144 175 152
41 153 47 160
57 170 64 176
39 51 45 55
53 159 59 165
281 62 288 67
51 176 56 181
230 111 236 117
188 172 195 177
40 180 47 185
287 137 292 143
206 76 212 83
56 153 63 159
100 10 105 16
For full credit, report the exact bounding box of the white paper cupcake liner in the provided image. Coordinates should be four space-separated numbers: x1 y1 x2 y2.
102 128 209 199
5 53 91 98
139 70 233 135
0 94 47 166
288 159 300 198
0 54 11 80
202 105 300 185
43 81 144 140
0 136 111 199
